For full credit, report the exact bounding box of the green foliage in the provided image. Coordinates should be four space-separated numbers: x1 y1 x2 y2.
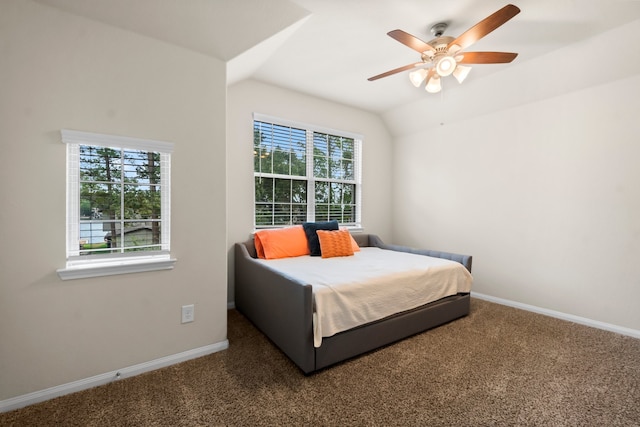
79 146 160 221
81 242 109 250
80 199 92 218
254 123 306 177
253 122 357 226
79 145 162 252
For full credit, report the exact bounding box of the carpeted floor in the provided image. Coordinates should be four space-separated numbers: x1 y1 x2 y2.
2 298 640 426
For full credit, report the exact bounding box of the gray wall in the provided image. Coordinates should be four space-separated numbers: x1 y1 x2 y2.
0 0 228 400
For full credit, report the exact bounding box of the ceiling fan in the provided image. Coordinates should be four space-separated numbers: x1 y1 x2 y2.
368 4 521 93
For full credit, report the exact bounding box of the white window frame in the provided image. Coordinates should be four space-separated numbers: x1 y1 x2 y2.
57 129 176 280
253 113 363 229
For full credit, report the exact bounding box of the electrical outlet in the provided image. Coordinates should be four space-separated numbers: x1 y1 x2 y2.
181 304 195 323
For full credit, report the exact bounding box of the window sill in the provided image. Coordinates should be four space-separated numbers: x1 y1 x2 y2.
57 257 177 280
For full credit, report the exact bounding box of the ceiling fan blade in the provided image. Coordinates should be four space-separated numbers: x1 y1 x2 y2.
368 63 424 81
448 4 520 51
388 29 435 54
457 51 518 64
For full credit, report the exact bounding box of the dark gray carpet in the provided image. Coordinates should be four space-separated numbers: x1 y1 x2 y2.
2 298 640 426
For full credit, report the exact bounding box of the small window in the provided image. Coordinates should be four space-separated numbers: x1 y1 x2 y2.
58 130 175 280
253 114 362 228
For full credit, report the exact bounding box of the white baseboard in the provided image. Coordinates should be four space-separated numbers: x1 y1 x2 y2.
227 301 235 310
0 340 229 413
472 292 640 339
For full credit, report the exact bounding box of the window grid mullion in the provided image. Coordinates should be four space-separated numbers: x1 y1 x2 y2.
306 129 315 222
252 118 360 228
119 148 125 254
271 175 276 225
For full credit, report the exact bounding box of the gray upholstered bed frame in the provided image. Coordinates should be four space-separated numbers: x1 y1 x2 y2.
234 234 472 374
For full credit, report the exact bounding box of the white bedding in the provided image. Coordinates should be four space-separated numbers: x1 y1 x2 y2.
256 247 473 347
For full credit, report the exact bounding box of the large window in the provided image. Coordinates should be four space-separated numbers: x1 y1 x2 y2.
253 114 362 228
58 130 175 280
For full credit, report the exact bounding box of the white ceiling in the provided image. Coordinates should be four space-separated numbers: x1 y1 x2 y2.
34 0 640 114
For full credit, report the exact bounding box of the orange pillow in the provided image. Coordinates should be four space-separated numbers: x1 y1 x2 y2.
254 226 310 259
317 229 355 258
340 227 361 252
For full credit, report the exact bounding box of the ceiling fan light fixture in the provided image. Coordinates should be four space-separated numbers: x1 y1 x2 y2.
368 5 521 95
453 65 471 84
435 56 456 77
409 68 428 87
425 75 442 93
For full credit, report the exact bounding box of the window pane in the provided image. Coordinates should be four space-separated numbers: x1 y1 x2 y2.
274 179 291 203
254 122 273 175
291 138 306 177
255 203 274 226
315 182 329 204
254 147 272 175
313 133 329 178
342 183 354 204
124 184 161 220
313 133 328 156
80 145 121 182
255 177 274 203
80 183 120 219
330 182 342 205
254 121 307 177
312 133 357 180
329 135 355 180
343 205 355 223
121 221 161 250
329 204 343 219
260 146 273 175
315 204 329 222
254 178 307 226
123 150 161 185
313 156 328 178
313 182 357 223
329 136 342 167
342 139 354 159
274 204 292 225
292 204 307 224
79 221 110 254
272 147 291 175
342 160 354 180
291 180 307 204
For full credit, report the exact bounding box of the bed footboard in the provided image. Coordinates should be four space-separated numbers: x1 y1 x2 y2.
369 235 472 272
234 243 316 373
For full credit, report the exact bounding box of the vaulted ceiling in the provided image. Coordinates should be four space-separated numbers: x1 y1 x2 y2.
35 0 640 117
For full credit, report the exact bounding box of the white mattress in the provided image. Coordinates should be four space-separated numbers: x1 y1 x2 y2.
256 247 473 347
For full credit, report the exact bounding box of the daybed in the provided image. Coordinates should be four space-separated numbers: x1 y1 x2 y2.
234 232 472 374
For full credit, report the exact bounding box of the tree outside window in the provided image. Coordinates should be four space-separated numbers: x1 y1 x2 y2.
253 117 361 228
79 145 162 255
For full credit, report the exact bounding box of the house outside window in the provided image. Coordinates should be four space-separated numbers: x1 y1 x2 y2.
253 114 362 229
58 130 175 280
